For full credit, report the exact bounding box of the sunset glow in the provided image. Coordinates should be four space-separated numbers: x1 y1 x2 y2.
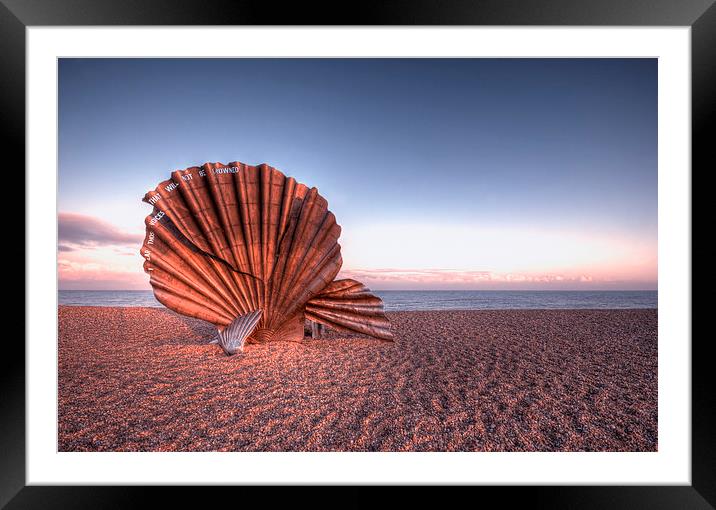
59 58 656 290
57 212 656 290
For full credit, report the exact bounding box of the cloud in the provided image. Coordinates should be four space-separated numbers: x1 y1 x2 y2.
340 268 571 283
58 255 149 290
341 221 657 281
57 215 148 289
337 268 656 290
58 212 144 249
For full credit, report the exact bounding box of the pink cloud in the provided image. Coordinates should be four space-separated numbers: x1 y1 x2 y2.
58 212 148 290
337 268 656 290
58 257 149 290
58 212 143 250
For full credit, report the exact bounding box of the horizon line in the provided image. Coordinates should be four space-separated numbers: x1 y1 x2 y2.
59 288 658 292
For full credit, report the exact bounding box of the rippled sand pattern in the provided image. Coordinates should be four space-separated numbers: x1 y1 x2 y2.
58 306 657 451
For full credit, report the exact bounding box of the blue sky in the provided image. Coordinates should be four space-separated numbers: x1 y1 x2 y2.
58 58 657 290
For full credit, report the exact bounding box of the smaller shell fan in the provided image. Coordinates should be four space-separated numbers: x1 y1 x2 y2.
306 279 393 340
140 161 393 353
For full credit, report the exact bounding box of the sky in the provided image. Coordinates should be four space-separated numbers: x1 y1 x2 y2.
58 58 657 290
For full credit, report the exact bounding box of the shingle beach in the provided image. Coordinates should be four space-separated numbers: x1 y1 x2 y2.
58 306 657 452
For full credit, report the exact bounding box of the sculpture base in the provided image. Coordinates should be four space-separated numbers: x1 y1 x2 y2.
216 309 262 355
249 312 305 344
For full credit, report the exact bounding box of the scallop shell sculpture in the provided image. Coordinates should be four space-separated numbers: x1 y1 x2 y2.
140 161 393 354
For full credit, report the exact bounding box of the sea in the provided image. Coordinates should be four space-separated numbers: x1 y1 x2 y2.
58 290 657 311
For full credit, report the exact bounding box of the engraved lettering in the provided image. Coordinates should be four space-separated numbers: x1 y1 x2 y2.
149 210 165 226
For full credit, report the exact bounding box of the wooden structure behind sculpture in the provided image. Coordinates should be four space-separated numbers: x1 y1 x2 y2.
140 161 393 354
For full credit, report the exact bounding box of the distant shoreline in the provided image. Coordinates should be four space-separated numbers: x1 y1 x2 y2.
59 289 659 292
58 289 658 311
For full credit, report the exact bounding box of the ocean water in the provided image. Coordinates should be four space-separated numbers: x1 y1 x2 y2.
59 290 657 311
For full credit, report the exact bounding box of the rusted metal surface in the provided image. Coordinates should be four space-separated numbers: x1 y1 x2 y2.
141 161 392 347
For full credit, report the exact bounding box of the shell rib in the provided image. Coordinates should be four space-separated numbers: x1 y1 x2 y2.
141 161 392 344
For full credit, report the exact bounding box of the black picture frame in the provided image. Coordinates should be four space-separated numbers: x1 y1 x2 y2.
5 0 711 506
